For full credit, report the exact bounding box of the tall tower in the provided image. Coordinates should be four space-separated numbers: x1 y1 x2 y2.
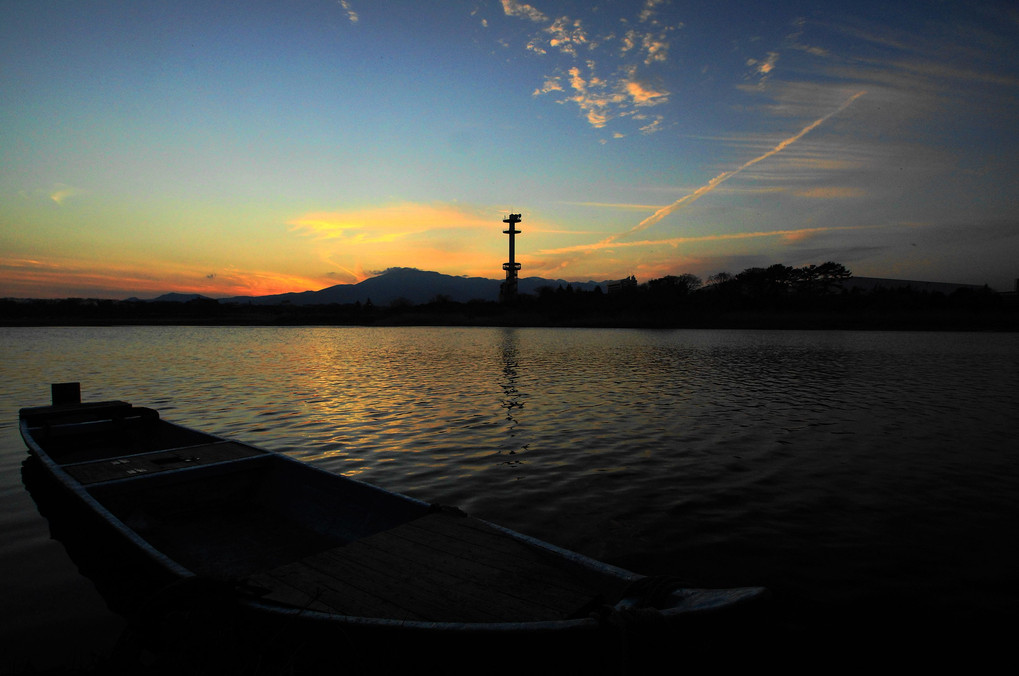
500 213 522 302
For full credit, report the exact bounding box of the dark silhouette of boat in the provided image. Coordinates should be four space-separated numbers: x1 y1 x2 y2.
19 383 767 673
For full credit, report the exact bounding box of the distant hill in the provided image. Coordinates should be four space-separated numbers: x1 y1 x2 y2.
221 268 607 306
127 292 217 303
843 277 992 294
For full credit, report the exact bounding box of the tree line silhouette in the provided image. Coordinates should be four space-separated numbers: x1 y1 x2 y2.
2 261 1014 330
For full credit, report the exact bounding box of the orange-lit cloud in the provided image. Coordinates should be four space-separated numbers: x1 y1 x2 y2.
624 74 668 105
501 0 546 24
288 203 494 240
508 2 674 135
746 52 779 83
545 16 588 57
286 202 510 282
549 64 669 130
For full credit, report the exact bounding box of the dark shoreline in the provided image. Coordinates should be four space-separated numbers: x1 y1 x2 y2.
4 289 1017 332
3 311 1018 332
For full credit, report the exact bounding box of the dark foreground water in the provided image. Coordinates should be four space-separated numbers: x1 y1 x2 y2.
1 326 1017 672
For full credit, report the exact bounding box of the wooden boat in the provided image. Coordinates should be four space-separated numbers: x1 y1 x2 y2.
20 383 767 672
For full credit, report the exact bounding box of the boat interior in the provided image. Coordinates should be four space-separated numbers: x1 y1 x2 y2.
21 399 644 624
23 403 431 579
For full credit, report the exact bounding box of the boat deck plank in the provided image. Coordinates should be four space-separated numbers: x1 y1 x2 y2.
247 512 627 623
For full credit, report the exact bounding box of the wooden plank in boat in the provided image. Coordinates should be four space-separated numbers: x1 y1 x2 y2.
247 512 621 623
254 556 434 621
300 541 539 623
398 513 621 595
379 514 617 604
63 442 266 484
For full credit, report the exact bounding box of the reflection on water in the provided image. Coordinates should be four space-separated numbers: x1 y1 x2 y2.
2 326 1019 669
499 329 527 465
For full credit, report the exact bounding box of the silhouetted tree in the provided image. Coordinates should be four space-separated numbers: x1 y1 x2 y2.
734 265 794 298
648 274 702 295
816 261 853 291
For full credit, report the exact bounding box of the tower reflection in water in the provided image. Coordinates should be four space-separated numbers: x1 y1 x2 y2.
499 329 528 465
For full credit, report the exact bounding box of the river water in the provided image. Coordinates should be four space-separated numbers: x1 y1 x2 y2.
1 326 1017 671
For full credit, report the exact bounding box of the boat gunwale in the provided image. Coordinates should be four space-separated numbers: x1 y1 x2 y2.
19 400 768 634
19 416 198 581
242 597 608 633
241 580 769 632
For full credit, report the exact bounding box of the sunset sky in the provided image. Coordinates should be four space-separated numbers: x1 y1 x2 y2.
3 0 1018 299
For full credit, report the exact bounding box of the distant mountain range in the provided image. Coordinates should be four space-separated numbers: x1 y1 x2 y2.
143 268 608 306
136 268 996 306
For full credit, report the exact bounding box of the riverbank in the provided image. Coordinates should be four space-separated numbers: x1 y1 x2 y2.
3 303 1018 331
4 285 1018 331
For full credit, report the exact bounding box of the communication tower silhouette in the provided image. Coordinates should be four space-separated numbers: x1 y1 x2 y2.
500 213 522 302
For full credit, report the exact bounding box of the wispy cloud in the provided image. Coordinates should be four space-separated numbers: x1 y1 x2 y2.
524 90 868 276
560 201 667 211
537 224 879 256
618 90 866 239
784 12 1019 110
792 186 867 199
49 183 85 205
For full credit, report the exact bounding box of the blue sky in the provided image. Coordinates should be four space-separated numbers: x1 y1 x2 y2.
2 0 1018 297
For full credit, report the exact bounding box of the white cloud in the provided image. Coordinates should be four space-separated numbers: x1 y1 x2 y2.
339 1 358 24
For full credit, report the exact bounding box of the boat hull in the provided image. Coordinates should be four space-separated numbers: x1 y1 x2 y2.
20 387 768 671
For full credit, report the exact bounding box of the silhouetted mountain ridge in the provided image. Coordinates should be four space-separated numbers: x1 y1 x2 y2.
128 292 217 303
127 269 999 306
221 268 607 306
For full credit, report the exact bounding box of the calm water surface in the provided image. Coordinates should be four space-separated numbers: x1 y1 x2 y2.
2 326 1017 670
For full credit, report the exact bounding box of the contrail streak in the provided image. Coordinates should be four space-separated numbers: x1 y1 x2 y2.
537 223 879 256
613 90 867 242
